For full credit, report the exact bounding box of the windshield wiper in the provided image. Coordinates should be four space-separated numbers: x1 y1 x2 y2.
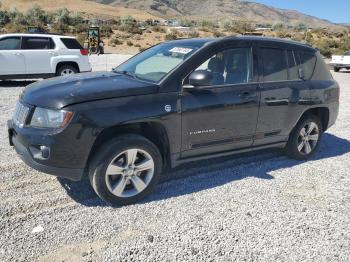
112 69 137 79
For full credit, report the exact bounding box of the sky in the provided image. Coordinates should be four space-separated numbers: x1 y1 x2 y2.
249 0 350 24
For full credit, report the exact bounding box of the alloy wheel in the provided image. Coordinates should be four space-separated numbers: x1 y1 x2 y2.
297 121 320 155
105 149 155 198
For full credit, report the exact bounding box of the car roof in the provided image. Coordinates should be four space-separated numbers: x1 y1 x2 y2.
227 35 315 49
0 33 76 39
163 38 215 47
166 35 315 51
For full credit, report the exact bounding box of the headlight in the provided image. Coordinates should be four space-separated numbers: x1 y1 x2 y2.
30 107 74 129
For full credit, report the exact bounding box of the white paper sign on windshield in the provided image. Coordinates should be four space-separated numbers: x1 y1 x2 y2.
169 47 193 54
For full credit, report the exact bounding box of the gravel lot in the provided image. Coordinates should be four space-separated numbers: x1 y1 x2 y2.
0 62 349 261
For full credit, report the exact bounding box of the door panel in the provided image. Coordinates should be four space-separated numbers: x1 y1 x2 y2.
254 47 312 146
255 81 309 145
0 51 26 75
181 84 260 157
0 37 25 75
180 46 260 158
21 50 55 74
21 37 55 74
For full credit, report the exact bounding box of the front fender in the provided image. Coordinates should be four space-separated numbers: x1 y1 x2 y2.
64 92 181 168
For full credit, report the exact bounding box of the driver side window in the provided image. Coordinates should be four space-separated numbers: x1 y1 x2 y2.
191 47 252 86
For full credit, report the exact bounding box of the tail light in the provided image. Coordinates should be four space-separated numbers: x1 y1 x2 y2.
80 49 89 56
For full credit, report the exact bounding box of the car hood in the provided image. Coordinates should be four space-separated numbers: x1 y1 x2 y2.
20 72 159 109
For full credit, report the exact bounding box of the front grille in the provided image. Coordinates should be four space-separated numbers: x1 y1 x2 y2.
12 102 30 127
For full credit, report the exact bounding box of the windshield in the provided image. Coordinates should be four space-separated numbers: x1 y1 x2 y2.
345 51 350 56
114 43 202 83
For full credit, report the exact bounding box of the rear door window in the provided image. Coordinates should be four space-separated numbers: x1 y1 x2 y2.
261 48 288 82
287 50 299 80
0 37 21 50
60 38 83 49
22 37 53 50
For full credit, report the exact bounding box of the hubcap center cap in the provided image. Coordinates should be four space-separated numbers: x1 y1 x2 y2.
125 167 134 177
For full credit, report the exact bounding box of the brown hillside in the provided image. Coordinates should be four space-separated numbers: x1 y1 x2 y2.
0 0 158 20
92 0 342 29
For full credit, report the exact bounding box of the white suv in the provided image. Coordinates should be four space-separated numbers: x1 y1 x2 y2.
0 33 92 80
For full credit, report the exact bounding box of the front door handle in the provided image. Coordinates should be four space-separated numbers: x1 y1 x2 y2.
240 91 252 98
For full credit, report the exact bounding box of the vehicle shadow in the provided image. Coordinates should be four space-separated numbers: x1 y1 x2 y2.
57 133 350 207
0 80 36 88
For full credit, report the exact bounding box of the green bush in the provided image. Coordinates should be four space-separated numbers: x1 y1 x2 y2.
188 31 199 38
139 46 148 52
118 24 143 35
100 24 113 37
165 31 178 40
111 38 123 45
151 26 166 33
126 40 133 46
0 10 10 26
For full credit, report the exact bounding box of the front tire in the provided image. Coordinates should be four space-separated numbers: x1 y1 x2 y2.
89 135 162 206
286 115 323 160
334 67 340 72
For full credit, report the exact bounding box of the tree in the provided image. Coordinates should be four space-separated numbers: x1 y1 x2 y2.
71 12 84 25
272 22 284 31
0 10 10 26
55 8 70 25
295 23 308 31
26 4 46 25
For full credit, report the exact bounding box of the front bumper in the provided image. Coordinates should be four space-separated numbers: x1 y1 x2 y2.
8 120 84 181
329 63 350 68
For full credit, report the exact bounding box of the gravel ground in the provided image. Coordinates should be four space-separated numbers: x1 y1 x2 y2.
0 70 349 261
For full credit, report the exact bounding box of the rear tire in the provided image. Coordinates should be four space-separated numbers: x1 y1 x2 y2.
285 115 323 160
56 65 79 76
334 67 340 72
89 134 162 206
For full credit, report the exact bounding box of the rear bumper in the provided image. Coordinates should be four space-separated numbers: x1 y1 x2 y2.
8 120 84 181
326 101 339 130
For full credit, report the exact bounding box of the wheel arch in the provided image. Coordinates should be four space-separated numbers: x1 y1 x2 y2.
56 61 80 74
297 107 330 132
85 121 171 174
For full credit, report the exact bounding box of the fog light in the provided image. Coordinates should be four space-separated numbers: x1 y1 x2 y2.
30 145 50 160
40 146 50 159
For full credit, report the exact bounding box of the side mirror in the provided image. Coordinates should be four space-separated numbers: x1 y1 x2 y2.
298 68 305 80
187 70 213 88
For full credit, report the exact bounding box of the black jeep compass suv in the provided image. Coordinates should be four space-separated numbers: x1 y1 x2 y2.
8 36 339 206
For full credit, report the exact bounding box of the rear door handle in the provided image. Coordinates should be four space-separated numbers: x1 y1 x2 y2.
12 52 21 56
265 98 289 106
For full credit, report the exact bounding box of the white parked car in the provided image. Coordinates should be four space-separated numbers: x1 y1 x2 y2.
330 51 350 72
0 33 92 80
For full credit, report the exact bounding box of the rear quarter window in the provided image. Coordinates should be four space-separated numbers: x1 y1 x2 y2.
60 38 83 49
311 52 333 80
297 51 317 80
